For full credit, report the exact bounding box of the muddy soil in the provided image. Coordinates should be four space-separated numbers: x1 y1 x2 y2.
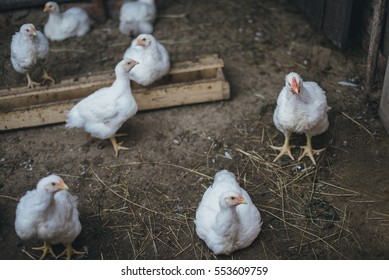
0 0 388 260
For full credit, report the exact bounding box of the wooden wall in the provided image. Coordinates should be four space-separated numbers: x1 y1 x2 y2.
350 0 377 52
295 0 389 58
294 0 354 49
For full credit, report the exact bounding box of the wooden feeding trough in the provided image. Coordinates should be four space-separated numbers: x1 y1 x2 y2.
0 54 230 131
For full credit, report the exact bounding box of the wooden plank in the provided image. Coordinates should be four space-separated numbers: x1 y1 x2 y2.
1 103 72 131
0 55 223 110
135 69 229 110
169 55 223 74
0 55 230 131
0 75 114 111
0 76 229 131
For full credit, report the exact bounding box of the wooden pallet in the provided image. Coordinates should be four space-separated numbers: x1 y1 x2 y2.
0 54 230 131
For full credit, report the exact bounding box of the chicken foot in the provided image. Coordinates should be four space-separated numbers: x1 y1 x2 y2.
41 68 55 85
298 134 325 165
270 135 295 162
109 134 130 156
57 243 84 260
26 73 41 89
32 241 56 260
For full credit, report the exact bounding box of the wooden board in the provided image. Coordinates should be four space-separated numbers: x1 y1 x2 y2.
0 54 230 131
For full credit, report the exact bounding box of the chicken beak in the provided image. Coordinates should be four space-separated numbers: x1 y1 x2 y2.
60 182 69 190
292 86 300 94
291 77 300 94
237 196 247 205
43 5 49 12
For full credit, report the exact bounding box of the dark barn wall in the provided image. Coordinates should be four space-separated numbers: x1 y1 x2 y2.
0 0 106 22
293 0 353 49
350 0 376 52
294 0 389 58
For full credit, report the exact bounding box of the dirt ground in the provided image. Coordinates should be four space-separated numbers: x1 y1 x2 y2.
0 0 388 260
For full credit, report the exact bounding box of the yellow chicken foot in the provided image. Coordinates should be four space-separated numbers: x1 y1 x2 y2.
298 134 325 165
109 135 130 156
41 68 55 85
57 243 84 260
26 73 41 89
270 135 295 162
32 241 56 260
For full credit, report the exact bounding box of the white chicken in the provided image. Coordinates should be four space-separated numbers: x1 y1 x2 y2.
195 170 262 255
10 23 55 89
66 59 139 156
271 72 330 165
123 34 170 86
15 175 83 260
119 0 156 36
43 1 91 41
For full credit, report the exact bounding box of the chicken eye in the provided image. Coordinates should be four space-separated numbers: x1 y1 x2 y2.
49 5 52 7
142 38 146 41
26 29 29 32
51 182 56 186
230 196 235 200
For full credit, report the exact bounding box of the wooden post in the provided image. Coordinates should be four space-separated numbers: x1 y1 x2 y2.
365 0 388 92
379 57 389 135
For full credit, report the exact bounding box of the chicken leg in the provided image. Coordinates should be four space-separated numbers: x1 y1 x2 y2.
109 134 130 156
26 73 41 89
32 241 56 260
57 243 84 260
298 134 325 165
270 134 295 162
41 68 55 85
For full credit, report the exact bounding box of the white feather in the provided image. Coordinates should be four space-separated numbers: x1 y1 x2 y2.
10 23 49 75
119 0 156 36
123 34 170 86
195 170 262 255
273 73 330 138
66 59 138 140
44 1 91 41
15 175 81 247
